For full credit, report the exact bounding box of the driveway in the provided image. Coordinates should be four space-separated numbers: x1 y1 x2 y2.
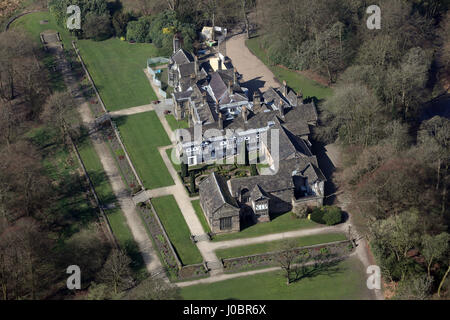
226 34 279 94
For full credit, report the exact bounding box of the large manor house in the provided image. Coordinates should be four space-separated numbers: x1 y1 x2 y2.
167 33 326 235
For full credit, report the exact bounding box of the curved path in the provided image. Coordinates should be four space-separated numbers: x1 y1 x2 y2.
226 34 279 92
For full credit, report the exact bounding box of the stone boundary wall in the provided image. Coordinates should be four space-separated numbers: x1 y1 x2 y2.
222 240 354 273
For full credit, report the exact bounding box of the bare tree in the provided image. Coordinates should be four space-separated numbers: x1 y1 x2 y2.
98 249 133 295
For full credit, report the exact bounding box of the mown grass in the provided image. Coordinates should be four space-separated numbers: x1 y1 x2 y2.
115 111 174 190
191 200 211 234
151 195 203 265
213 212 318 242
77 38 158 111
246 37 333 101
165 114 189 131
10 11 73 48
215 233 347 259
180 256 371 300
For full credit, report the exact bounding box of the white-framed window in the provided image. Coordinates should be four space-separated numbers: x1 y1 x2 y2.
256 203 268 211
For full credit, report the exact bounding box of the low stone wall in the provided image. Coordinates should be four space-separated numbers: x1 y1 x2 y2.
222 240 354 273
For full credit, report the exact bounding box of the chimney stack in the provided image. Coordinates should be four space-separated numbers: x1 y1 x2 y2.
297 91 304 105
242 105 248 123
173 34 181 53
253 91 261 109
279 100 285 119
233 69 237 85
282 80 288 97
194 56 199 76
218 112 224 129
218 59 222 70
228 80 233 95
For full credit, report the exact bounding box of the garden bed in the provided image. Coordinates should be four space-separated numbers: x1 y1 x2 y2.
99 123 142 194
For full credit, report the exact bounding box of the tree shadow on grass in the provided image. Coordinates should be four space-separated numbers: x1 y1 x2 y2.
290 256 345 284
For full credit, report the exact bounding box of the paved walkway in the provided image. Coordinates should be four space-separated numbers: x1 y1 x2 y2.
109 104 154 117
49 34 165 278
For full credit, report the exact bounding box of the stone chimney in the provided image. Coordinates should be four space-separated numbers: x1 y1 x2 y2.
297 91 304 105
282 80 288 97
253 91 261 109
242 105 248 123
228 80 233 95
278 100 285 119
173 34 181 53
194 56 199 76
218 112 224 129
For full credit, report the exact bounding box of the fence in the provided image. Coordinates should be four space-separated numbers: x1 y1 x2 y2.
147 57 170 99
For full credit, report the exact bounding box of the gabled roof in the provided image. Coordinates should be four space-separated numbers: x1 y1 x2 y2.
199 172 239 216
251 184 269 201
171 48 194 65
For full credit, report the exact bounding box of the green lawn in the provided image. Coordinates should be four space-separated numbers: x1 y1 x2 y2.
151 195 203 265
115 111 174 190
213 212 318 242
10 12 73 48
166 147 181 172
216 233 347 259
165 114 189 131
191 200 211 234
180 256 372 300
246 37 333 101
77 137 146 276
77 38 158 111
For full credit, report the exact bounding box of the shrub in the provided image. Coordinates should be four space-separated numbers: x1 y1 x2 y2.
310 207 325 224
322 206 342 226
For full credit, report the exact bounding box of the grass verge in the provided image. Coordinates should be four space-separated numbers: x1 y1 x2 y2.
216 233 347 259
246 37 333 100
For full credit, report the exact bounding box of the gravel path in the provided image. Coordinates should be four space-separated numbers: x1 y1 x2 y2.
226 34 279 93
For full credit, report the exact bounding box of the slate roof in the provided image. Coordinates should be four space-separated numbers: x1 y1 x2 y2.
199 172 239 216
171 48 194 65
263 87 290 110
229 154 326 199
251 184 269 201
179 62 196 78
